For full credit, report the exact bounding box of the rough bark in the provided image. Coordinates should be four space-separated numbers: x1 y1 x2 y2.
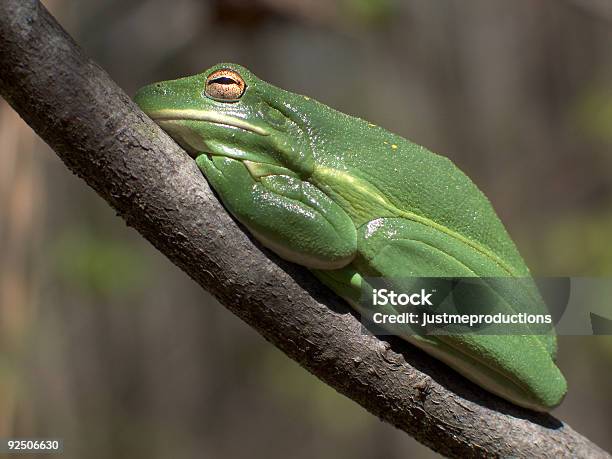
0 1 608 457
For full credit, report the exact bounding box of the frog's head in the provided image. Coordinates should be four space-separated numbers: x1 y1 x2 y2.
135 63 315 178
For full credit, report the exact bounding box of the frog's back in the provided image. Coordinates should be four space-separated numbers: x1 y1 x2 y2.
312 111 528 277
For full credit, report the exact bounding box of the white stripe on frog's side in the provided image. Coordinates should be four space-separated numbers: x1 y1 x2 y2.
147 109 270 136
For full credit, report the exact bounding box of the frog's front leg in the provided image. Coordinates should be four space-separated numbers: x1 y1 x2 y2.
196 154 357 269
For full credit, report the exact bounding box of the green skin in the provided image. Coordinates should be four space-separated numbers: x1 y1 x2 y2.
135 63 567 411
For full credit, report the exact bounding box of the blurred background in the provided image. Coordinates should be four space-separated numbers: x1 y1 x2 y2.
1 0 612 457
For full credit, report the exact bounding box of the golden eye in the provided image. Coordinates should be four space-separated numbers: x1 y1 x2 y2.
205 69 246 101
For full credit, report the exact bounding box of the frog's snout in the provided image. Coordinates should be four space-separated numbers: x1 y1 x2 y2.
134 82 166 114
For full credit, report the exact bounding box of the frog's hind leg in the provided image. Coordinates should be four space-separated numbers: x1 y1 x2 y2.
344 217 565 412
355 218 478 278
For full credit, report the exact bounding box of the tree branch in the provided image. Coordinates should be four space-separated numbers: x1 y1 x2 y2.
0 1 608 457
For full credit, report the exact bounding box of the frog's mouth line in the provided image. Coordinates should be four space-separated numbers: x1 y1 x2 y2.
146 109 270 136
147 109 277 165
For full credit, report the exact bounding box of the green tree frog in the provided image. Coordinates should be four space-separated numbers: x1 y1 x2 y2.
134 63 567 411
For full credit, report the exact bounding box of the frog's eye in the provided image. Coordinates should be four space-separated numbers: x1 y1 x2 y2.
205 69 246 101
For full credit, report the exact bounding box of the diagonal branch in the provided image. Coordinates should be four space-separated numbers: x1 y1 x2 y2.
0 1 608 457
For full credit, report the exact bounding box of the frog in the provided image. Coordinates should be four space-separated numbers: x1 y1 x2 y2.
134 63 567 411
